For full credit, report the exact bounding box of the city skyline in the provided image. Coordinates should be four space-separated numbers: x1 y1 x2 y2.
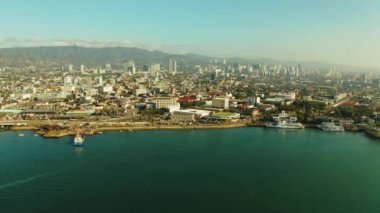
1 0 379 68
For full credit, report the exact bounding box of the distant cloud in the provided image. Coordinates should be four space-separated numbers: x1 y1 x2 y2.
0 38 200 57
0 37 162 51
0 38 208 57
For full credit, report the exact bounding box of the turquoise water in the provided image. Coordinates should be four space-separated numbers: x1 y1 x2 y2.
0 128 380 213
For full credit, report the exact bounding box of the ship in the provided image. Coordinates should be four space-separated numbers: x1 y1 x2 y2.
266 111 304 129
318 122 345 132
73 133 85 146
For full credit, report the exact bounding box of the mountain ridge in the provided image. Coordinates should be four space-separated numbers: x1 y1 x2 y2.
0 46 377 72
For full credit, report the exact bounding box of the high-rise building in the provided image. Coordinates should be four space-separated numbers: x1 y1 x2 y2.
96 76 103 86
296 64 302 77
124 61 136 74
80 65 85 74
155 97 179 109
169 58 177 74
262 63 268 75
63 76 73 86
81 77 93 88
67 64 73 72
150 64 161 76
105 64 112 71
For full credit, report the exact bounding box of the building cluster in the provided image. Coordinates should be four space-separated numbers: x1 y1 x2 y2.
0 57 379 127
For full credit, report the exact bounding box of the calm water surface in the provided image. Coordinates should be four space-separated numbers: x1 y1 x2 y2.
0 128 380 213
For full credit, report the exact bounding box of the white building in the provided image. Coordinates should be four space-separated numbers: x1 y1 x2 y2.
61 85 75 92
212 97 230 109
67 64 73 72
171 111 195 123
334 93 347 102
133 87 147 96
95 76 103 86
155 97 179 110
169 58 177 74
63 76 73 86
98 85 114 94
126 61 136 74
80 65 85 74
284 92 296 101
150 64 161 76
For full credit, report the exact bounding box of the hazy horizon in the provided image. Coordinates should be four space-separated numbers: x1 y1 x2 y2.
1 0 379 68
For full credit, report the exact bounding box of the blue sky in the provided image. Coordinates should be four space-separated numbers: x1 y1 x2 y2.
0 0 379 67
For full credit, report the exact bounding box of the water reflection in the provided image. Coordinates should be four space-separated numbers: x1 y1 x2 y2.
74 146 84 154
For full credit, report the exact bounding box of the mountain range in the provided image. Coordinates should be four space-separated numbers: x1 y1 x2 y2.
0 46 376 72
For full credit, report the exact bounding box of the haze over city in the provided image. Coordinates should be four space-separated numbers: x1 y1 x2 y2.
1 0 379 68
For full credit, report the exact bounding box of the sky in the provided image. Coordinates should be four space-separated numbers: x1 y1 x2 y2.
0 0 379 68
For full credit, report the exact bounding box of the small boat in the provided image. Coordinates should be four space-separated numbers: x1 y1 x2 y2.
34 134 39 137
73 134 85 146
18 133 25 137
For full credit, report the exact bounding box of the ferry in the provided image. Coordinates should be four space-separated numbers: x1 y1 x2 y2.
73 134 85 146
266 111 304 129
267 121 305 129
318 122 344 132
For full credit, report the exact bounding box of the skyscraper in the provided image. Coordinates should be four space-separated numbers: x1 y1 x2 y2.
169 58 177 74
80 65 85 74
296 64 302 77
150 64 161 76
67 64 73 72
128 61 136 74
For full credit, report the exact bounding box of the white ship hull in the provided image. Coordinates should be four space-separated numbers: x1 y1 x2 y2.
266 123 304 129
73 135 85 146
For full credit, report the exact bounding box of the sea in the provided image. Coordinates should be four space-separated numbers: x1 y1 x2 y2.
0 128 380 213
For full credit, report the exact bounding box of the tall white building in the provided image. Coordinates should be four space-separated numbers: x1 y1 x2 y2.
127 61 136 74
67 64 73 72
150 64 161 76
169 58 177 74
80 65 85 74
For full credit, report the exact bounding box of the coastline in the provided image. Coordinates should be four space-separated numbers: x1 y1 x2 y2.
8 121 250 138
5 121 376 139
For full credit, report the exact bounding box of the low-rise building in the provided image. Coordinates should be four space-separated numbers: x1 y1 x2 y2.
65 110 95 118
155 97 178 109
212 97 229 109
171 111 195 123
